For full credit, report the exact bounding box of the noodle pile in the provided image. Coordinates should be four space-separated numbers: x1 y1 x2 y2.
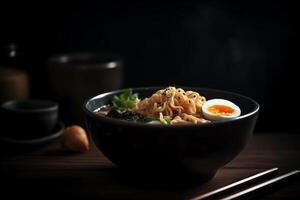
133 87 210 124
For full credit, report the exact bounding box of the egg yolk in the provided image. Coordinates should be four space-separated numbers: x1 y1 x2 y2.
207 105 235 116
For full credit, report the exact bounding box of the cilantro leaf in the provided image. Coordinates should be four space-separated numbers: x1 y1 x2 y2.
111 89 138 110
163 115 172 124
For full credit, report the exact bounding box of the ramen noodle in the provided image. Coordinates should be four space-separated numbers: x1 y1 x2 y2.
97 86 211 125
132 87 210 124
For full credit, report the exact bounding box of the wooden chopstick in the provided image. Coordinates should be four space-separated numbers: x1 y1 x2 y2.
189 168 279 200
220 170 300 200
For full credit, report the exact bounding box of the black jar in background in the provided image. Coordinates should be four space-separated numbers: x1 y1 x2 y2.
0 43 30 104
47 53 123 125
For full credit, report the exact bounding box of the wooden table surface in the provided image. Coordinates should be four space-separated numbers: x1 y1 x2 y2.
1 133 299 200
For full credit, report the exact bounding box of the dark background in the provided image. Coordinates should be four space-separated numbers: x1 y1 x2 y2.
0 1 295 132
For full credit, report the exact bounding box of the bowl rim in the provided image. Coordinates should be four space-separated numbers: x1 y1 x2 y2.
83 86 260 128
1 99 59 113
47 52 122 69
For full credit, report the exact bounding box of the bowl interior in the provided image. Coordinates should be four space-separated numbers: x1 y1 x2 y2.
85 87 259 122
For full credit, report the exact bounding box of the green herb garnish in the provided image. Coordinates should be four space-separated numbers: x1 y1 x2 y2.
163 115 172 124
112 89 138 110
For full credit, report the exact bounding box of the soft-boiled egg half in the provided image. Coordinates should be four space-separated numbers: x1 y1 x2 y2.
202 99 241 121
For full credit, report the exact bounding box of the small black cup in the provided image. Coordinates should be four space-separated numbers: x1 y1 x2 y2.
0 100 59 140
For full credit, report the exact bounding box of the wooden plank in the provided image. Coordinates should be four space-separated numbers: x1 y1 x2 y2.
1 133 299 200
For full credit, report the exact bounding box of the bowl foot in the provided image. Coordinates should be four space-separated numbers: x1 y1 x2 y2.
120 169 216 188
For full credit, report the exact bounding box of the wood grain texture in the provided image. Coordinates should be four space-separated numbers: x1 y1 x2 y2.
1 133 299 200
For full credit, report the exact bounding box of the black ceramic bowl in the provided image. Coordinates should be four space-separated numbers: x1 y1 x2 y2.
0 100 59 140
84 87 259 182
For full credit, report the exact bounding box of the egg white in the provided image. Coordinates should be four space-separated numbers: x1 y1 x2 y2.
202 99 241 121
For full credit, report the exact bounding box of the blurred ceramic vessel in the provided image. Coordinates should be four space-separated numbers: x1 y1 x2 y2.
47 53 123 124
0 67 29 104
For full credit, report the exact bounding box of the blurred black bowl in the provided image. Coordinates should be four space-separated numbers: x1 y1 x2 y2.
84 87 259 182
1 100 59 140
0 121 64 154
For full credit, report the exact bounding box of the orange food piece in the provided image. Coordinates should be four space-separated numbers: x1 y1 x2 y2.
208 105 235 116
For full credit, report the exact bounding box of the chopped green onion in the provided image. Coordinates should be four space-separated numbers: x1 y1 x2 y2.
163 115 172 124
112 89 138 110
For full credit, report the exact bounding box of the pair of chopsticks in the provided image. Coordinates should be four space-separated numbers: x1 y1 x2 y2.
189 168 299 200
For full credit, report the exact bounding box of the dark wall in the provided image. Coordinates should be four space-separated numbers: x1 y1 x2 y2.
0 1 295 132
